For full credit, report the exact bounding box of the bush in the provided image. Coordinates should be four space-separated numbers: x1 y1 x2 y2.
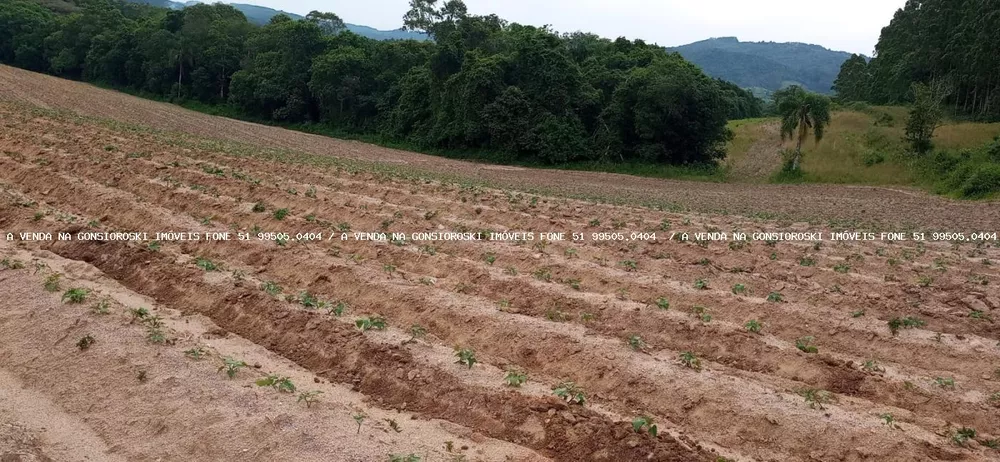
861 149 885 166
959 164 1000 198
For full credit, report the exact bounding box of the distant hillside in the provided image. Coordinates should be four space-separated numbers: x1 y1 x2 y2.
127 0 428 41
668 37 854 95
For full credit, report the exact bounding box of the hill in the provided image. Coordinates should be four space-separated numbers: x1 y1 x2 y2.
127 0 429 41
668 37 854 95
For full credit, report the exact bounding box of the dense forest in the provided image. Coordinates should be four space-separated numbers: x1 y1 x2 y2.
0 0 763 166
833 0 1000 121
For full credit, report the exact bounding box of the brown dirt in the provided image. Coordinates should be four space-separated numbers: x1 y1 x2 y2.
1 64 1000 461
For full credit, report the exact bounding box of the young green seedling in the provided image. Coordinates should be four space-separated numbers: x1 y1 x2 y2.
355 316 387 331
455 348 477 369
352 411 366 434
504 368 527 387
766 292 783 302
92 298 111 315
553 381 586 405
679 351 702 371
693 279 708 290
799 389 834 409
129 307 150 323
184 346 208 360
218 357 247 379
256 374 296 393
627 335 646 351
655 297 670 310
631 415 658 437
745 319 763 333
731 283 746 295
795 336 819 353
298 390 323 408
62 288 89 304
43 273 62 292
76 334 95 350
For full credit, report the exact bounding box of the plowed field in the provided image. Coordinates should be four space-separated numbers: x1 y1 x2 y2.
2 64 1000 461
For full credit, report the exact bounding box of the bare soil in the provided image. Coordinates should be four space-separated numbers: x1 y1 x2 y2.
1 64 1000 461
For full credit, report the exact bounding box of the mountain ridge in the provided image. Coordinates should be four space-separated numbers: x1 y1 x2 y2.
667 37 856 95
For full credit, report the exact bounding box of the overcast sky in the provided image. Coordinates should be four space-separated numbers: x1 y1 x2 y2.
234 0 905 55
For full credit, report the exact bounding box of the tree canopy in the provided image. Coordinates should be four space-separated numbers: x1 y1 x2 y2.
0 0 765 166
833 0 1000 121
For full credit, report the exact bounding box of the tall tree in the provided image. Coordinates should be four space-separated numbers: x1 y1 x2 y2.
774 86 831 171
832 54 870 102
306 11 346 35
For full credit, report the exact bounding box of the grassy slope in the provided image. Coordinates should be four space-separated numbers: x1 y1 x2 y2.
726 106 1000 187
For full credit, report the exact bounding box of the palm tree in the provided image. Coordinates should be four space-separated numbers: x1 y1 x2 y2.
774 86 831 171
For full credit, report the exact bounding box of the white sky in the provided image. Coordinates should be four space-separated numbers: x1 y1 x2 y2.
234 0 905 55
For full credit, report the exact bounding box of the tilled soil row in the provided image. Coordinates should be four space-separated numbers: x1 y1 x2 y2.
0 157 988 461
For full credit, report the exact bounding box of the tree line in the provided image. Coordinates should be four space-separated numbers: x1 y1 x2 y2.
0 0 764 166
833 0 1000 121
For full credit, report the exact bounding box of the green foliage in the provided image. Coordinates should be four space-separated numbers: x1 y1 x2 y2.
744 319 762 333
43 273 61 292
196 257 217 271
297 390 323 407
887 316 925 336
76 334 95 350
795 336 818 354
798 388 833 409
256 374 296 393
61 287 89 304
184 346 208 359
904 83 944 154
766 292 783 302
272 208 290 220
2 0 745 171
261 280 282 295
218 356 247 379
655 297 670 310
631 415 658 437
775 86 832 171
454 347 477 368
355 316 387 331
552 381 585 405
626 334 646 351
679 351 701 371
503 368 527 387
389 454 420 462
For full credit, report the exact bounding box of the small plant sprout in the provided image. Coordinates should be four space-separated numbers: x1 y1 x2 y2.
693 279 708 290
388 454 420 462
627 334 646 351
355 316 387 332
621 260 638 272
61 287 89 304
679 352 702 371
862 359 885 373
196 257 217 271
766 292 783 303
327 301 347 317
146 326 166 344
952 427 977 447
147 240 161 251
880 413 900 429
252 201 266 213
92 298 111 315
795 336 819 354
352 411 367 434
76 334 95 350
745 319 763 334
455 348 477 369
731 283 746 295
935 377 956 389
692 306 711 323
261 281 282 295
43 273 62 292
887 316 925 336
273 208 290 220
553 381 586 405
483 252 496 265
184 346 208 359
218 357 247 379
256 374 296 393
504 368 527 387
799 389 834 409
632 415 659 437
298 390 323 408
129 307 150 323
655 297 670 310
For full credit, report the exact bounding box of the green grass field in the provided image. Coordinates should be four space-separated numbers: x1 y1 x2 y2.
725 106 1000 196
